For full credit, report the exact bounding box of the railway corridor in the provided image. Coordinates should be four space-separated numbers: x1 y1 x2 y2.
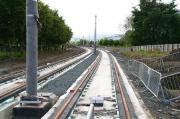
0 49 149 119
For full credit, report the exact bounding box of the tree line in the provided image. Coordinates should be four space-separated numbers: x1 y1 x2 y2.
72 38 122 47
0 0 72 52
122 0 180 46
71 39 94 46
99 38 122 46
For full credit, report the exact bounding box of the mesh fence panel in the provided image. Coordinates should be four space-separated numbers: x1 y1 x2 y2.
161 72 180 100
128 59 180 101
141 65 149 86
128 60 161 98
148 70 161 97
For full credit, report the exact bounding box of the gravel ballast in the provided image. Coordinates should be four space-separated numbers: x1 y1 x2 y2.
39 52 99 96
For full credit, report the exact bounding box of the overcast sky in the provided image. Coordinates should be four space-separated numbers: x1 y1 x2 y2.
42 0 180 39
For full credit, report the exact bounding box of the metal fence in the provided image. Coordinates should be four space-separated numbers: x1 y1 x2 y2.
137 57 164 73
161 72 180 101
128 60 162 98
128 59 180 101
137 52 180 75
118 44 180 53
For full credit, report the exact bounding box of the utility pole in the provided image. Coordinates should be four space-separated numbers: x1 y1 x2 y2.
94 15 97 54
13 1 57 118
83 36 85 46
26 0 39 99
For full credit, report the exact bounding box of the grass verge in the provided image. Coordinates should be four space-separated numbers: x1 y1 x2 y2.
0 51 25 61
121 50 168 59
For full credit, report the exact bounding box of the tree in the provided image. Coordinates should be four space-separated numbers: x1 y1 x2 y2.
124 16 133 31
0 0 25 48
0 0 73 52
120 30 133 46
130 0 180 45
99 38 121 47
38 1 72 51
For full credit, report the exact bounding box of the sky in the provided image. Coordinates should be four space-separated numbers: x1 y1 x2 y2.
42 0 180 39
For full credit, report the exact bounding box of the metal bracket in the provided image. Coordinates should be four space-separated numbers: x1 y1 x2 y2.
34 15 42 29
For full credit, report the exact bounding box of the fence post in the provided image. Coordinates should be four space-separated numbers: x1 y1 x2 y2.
161 45 163 51
146 45 148 51
147 68 151 87
167 44 169 52
174 44 177 50
170 44 173 52
165 44 167 52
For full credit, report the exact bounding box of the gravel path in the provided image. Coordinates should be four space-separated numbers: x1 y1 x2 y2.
39 52 99 96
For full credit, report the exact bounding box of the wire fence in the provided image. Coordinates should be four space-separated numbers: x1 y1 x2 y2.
161 72 180 101
128 54 180 102
119 44 180 53
128 60 162 98
137 52 180 76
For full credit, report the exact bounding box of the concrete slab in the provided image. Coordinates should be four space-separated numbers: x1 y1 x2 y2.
13 102 50 119
12 93 58 119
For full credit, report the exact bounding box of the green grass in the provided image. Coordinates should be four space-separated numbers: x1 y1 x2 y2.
0 51 25 61
121 50 168 59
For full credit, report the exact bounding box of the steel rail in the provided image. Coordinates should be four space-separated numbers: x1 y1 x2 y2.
54 53 102 119
0 48 86 83
110 54 132 119
0 50 91 102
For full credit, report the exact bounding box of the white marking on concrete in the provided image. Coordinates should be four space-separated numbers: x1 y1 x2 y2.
27 14 33 17
111 54 148 119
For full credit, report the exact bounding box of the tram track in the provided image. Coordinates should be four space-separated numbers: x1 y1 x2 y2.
0 48 86 84
47 50 134 119
48 52 102 119
0 49 147 119
0 48 91 103
109 53 132 119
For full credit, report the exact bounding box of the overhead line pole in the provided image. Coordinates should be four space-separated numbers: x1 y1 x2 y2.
13 1 56 118
94 15 97 54
26 0 39 98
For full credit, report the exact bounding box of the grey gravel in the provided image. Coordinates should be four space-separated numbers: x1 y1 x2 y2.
39 52 99 96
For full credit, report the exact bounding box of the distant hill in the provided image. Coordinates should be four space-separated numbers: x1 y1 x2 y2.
71 34 123 41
